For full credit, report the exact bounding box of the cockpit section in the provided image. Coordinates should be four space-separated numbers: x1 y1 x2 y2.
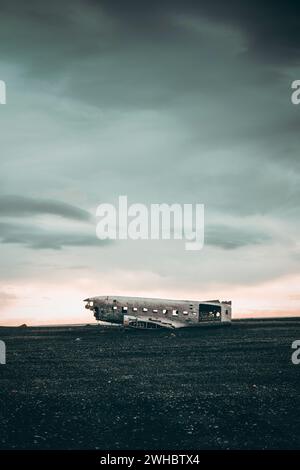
84 298 124 323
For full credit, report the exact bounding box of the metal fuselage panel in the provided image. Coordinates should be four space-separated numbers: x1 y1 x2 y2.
84 295 232 328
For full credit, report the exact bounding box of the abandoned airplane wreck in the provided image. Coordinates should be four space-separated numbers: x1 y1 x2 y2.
84 295 232 329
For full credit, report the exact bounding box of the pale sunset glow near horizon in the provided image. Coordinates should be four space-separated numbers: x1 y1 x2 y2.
1 271 300 326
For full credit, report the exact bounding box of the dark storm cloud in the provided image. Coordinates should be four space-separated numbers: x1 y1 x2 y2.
0 0 299 79
0 194 101 250
96 0 300 64
0 221 112 250
0 195 92 222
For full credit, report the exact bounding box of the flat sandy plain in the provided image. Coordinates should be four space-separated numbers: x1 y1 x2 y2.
0 320 299 449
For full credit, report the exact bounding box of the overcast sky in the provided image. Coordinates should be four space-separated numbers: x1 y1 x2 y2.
0 0 300 325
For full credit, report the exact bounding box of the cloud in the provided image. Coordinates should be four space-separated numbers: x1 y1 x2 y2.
1 0 297 69
96 0 300 65
0 221 112 250
0 289 17 308
0 195 92 221
206 224 271 249
0 1 299 322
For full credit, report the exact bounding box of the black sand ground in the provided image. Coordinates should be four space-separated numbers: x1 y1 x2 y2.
0 320 299 450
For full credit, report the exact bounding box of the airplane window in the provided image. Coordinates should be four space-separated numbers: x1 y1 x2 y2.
183 311 188 315
172 310 178 316
122 307 128 312
132 307 138 311
143 308 148 312
162 309 167 314
153 309 158 313
112 306 117 310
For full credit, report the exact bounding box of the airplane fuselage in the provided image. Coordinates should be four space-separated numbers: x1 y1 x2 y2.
84 295 232 329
